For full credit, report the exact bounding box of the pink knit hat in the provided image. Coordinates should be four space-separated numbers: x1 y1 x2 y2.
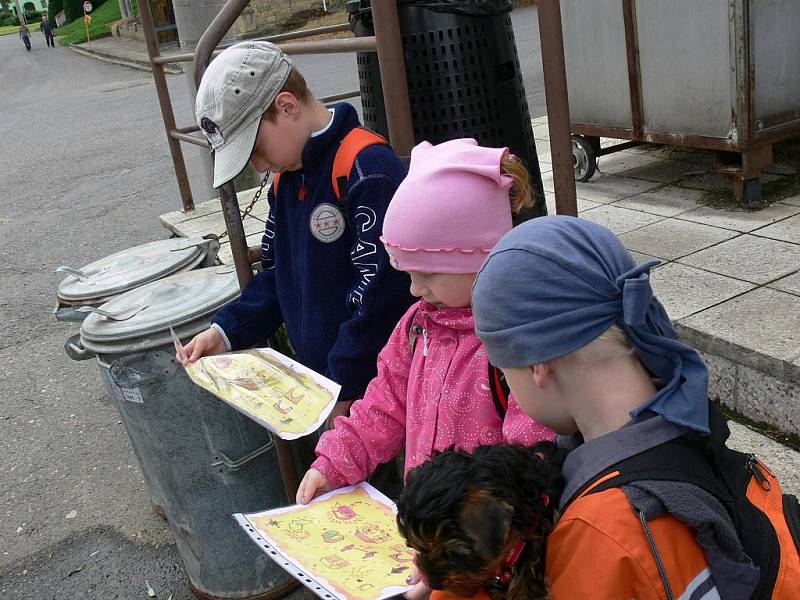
381 138 514 274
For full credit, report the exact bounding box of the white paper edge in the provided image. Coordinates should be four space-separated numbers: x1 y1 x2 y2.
235 482 414 600
187 347 341 440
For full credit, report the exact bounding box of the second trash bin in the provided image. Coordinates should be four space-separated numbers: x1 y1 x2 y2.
68 265 297 600
350 0 547 218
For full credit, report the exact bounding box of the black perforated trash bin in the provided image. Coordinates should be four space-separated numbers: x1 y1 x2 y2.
349 0 547 219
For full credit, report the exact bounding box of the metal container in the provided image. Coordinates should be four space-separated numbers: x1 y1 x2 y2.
562 0 800 204
66 266 297 600
55 237 219 322
350 0 547 218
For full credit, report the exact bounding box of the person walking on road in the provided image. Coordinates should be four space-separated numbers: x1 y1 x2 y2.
40 16 56 48
19 24 31 51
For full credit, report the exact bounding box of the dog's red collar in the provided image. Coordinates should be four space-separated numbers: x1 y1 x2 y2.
492 494 550 586
493 537 528 585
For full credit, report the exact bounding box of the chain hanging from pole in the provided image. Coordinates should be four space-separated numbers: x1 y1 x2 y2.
212 171 271 242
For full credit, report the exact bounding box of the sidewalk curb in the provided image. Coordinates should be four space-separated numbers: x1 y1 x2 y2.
68 42 184 74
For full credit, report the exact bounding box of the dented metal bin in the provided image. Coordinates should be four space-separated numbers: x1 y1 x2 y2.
65 266 296 599
54 237 219 322
562 0 800 204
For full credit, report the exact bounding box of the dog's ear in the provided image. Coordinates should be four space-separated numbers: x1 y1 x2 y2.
459 492 513 560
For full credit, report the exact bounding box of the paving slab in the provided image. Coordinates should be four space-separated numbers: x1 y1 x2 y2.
613 156 707 184
173 211 266 239
545 195 600 215
160 188 267 234
727 421 800 495
679 287 800 363
779 193 800 207
533 124 550 139
613 185 705 217
767 272 800 297
572 173 661 203
678 235 800 285
677 202 800 233
671 169 729 192
217 232 267 265
750 213 800 244
619 218 739 261
578 204 664 235
650 263 755 320
596 152 664 176
627 250 664 265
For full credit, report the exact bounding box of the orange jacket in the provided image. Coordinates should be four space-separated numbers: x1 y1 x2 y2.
545 474 714 599
430 474 713 600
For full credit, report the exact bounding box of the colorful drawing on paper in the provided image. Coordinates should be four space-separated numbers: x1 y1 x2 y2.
236 483 415 600
174 331 339 440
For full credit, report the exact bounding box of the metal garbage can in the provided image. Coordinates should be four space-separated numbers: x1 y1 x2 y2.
349 0 547 219
67 266 297 600
54 237 219 322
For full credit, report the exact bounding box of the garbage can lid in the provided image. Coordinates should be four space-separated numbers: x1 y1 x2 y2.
80 265 239 353
57 238 215 303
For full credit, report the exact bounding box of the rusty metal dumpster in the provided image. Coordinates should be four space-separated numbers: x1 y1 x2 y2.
563 0 800 205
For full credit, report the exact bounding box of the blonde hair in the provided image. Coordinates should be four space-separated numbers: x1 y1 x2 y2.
263 68 311 120
560 324 635 366
501 153 534 215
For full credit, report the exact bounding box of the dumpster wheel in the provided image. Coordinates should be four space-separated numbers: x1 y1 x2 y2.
571 135 597 182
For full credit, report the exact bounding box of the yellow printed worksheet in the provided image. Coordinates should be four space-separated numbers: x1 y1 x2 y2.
181 345 339 440
236 483 415 600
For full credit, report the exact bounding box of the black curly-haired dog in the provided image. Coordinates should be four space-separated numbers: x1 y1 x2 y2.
397 442 565 600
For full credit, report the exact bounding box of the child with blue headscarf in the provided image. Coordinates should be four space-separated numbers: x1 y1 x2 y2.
461 216 760 600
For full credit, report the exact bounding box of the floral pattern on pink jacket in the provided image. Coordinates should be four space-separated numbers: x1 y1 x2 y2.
312 300 554 488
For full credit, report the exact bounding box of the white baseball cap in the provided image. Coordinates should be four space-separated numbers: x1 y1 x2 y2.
195 41 293 188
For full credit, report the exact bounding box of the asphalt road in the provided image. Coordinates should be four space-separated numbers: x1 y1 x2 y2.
0 9 545 599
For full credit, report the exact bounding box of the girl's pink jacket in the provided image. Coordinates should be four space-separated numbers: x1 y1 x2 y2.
312 301 554 487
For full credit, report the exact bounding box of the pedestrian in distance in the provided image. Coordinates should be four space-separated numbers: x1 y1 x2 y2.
40 16 56 48
19 24 31 51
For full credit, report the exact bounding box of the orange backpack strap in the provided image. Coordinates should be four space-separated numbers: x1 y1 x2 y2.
271 127 387 206
272 172 282 196
331 127 389 203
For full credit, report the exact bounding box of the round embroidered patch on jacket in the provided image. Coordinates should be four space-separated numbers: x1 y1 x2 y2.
309 203 346 243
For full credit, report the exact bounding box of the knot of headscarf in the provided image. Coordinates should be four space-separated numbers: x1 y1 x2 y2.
473 216 710 434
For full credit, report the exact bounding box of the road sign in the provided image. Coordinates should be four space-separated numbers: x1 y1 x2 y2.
83 1 92 12
84 14 92 24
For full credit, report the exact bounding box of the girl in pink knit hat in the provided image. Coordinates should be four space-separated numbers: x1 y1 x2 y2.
297 138 554 508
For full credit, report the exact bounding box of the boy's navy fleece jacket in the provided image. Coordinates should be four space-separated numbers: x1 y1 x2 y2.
212 103 414 400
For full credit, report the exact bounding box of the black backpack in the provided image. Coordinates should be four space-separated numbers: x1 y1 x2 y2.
570 405 800 599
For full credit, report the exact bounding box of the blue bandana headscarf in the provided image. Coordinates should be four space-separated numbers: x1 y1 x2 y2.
473 216 710 434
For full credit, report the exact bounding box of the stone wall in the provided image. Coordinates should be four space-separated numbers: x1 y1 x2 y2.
111 16 147 43
234 0 346 39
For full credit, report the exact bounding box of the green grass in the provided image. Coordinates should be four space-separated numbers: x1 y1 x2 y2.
56 0 124 46
0 23 40 36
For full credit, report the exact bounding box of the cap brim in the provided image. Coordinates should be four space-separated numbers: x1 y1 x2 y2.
212 115 261 188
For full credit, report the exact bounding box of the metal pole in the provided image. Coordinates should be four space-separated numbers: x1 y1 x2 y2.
140 0 195 211
15 0 26 25
371 1 415 156
537 0 577 216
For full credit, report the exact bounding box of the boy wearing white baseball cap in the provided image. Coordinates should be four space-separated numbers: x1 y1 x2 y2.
182 41 414 426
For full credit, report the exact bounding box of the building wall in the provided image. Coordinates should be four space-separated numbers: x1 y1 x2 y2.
234 0 346 38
